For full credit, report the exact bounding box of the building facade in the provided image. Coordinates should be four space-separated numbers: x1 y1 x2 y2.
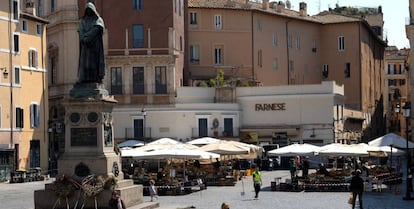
112 81 345 147
384 47 410 138
187 0 386 143
0 0 48 181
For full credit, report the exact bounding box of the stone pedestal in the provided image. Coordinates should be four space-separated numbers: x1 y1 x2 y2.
35 83 143 209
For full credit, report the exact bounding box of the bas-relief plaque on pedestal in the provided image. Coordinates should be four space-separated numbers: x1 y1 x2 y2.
70 127 97 146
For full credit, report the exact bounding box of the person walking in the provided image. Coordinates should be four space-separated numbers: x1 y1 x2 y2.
108 191 126 209
252 164 262 199
149 179 158 202
349 169 364 209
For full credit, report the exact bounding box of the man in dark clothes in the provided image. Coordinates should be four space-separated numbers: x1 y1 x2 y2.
302 156 310 177
349 169 364 209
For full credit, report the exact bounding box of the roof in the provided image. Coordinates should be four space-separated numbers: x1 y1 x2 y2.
188 0 386 46
188 0 361 24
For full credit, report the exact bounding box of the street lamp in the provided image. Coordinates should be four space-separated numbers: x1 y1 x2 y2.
402 102 413 200
141 108 147 141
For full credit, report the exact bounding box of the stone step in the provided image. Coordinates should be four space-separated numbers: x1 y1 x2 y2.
128 201 159 209
117 179 135 188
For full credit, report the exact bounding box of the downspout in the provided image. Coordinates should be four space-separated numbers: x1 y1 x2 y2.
251 11 255 83
358 22 362 111
8 0 14 149
286 20 291 85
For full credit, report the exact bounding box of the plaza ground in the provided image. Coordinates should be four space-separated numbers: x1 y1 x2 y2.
2 169 414 209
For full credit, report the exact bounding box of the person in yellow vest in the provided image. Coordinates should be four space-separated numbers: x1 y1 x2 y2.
252 164 262 199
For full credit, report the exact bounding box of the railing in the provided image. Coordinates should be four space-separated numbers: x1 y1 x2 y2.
124 127 152 140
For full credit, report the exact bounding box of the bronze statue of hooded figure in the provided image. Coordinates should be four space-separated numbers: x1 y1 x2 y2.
77 2 105 83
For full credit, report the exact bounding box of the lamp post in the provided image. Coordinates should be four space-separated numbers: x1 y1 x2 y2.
402 102 413 200
141 108 146 141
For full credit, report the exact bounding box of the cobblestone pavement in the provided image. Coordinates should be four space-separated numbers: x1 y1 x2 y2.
1 170 413 209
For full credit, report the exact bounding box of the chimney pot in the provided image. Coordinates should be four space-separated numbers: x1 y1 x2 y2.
299 2 307 16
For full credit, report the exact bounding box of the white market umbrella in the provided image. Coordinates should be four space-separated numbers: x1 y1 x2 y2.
368 133 414 149
124 147 220 160
135 138 199 152
117 139 144 148
187 137 222 146
317 143 369 157
367 145 405 157
199 140 250 155
267 143 321 157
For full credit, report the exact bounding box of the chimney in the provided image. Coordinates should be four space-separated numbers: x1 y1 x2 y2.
299 2 307 16
262 0 269 10
276 1 285 13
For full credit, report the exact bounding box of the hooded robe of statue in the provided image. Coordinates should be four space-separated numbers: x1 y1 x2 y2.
77 2 105 83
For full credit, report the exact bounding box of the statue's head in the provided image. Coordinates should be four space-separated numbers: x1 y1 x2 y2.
85 2 99 17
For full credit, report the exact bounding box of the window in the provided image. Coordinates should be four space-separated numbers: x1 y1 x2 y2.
289 60 294 71
190 12 198 25
180 36 183 51
22 20 28 32
50 56 56 84
190 44 200 64
133 67 145 94
30 103 40 128
287 35 292 48
400 79 406 86
338 36 345 51
272 58 278 70
214 15 222 30
133 0 142 10
178 0 182 16
110 67 122 95
14 67 20 84
13 34 19 53
132 24 144 48
295 37 300 49
13 0 18 20
198 118 208 137
29 140 40 167
257 19 262 32
322 64 329 78
16 107 24 128
133 119 144 138
36 24 42 35
29 50 38 68
214 47 223 65
155 66 167 94
258 49 262 67
272 33 278 46
345 62 351 78
223 118 233 137
38 0 43 16
51 0 56 13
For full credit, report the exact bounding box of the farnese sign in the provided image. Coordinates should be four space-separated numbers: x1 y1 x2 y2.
255 103 286 111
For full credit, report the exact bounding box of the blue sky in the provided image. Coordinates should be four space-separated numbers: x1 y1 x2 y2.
287 0 410 49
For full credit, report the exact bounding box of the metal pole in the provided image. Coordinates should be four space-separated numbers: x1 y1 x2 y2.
404 112 413 200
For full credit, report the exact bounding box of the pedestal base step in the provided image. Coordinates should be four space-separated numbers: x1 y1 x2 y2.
128 201 159 209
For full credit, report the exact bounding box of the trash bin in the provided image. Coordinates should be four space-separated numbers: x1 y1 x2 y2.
271 181 276 191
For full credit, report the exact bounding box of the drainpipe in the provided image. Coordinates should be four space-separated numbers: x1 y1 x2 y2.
251 11 255 84
286 20 291 85
8 0 14 149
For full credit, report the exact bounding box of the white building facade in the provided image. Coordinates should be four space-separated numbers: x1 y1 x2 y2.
113 81 345 146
